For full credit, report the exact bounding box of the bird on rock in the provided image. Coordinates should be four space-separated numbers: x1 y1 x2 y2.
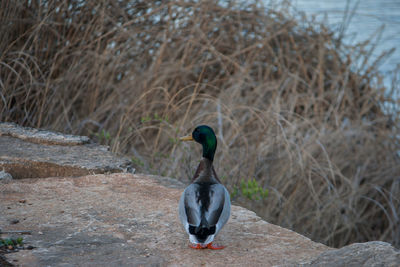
178 125 231 249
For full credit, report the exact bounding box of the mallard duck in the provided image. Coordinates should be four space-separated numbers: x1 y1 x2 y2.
179 125 231 249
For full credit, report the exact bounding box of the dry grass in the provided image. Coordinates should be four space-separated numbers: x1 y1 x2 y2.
1 0 399 248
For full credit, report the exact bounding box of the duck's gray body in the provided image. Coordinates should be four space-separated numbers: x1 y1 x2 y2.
179 158 231 245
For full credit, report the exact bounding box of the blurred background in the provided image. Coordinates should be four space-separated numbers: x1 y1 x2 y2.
294 0 400 94
1 0 399 248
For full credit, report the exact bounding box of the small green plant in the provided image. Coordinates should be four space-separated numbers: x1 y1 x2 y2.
141 115 151 123
1 238 11 246
0 237 23 248
95 129 111 143
131 156 144 167
237 178 268 200
230 186 239 199
16 237 23 245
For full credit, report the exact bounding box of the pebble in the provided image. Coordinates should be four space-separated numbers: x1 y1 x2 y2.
0 170 13 182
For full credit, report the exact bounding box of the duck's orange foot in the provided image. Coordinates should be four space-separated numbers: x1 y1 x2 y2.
189 243 204 249
206 242 225 250
189 242 225 250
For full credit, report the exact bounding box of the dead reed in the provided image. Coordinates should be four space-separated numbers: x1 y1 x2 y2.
1 0 399 248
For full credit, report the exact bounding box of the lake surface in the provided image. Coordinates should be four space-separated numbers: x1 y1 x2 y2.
291 0 400 88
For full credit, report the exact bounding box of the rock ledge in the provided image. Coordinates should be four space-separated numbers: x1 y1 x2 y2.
0 123 133 179
1 173 328 266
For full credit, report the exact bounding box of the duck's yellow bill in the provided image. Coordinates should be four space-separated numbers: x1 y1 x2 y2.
179 134 194 141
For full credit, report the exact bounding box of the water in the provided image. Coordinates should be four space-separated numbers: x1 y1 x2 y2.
291 0 400 89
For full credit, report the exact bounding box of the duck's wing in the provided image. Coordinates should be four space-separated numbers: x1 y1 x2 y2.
214 185 231 234
205 184 229 226
179 184 200 231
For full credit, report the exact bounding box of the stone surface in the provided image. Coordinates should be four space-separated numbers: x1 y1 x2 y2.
0 173 329 266
0 122 89 146
305 241 400 267
0 123 133 179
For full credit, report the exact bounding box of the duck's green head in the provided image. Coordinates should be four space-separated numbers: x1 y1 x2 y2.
180 125 217 161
